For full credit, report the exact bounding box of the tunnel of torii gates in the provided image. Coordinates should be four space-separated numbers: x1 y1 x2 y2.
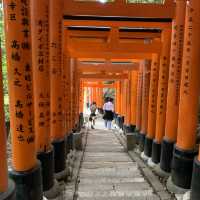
0 0 200 200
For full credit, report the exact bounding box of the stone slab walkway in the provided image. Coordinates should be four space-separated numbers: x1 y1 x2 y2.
76 125 160 200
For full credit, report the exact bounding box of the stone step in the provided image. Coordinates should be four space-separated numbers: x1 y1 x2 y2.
80 167 139 174
75 120 160 200
77 195 160 200
79 177 145 184
82 161 137 169
77 189 153 198
85 147 124 152
78 182 151 192
79 170 141 178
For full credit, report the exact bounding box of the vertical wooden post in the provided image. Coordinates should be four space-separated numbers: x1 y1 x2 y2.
160 0 186 173
3 0 43 199
124 78 131 129
79 81 84 114
135 62 144 136
144 54 160 157
50 0 67 177
139 61 150 152
31 0 59 195
171 0 200 190
0 45 16 199
130 71 138 131
151 29 171 164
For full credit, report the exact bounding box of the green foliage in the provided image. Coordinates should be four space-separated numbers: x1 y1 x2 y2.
0 2 9 121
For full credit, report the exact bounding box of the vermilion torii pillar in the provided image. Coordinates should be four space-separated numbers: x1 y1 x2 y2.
160 0 186 173
0 47 16 200
130 71 138 131
151 29 171 164
31 0 60 197
144 54 160 158
115 81 121 114
50 0 67 179
139 61 150 152
3 0 43 199
171 0 200 190
124 79 131 129
135 62 143 136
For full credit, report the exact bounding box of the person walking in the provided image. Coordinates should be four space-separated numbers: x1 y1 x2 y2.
103 97 114 130
89 102 97 129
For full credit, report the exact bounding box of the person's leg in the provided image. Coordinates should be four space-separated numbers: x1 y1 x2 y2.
107 120 112 130
104 120 107 128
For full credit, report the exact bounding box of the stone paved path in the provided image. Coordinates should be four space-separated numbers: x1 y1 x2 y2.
76 125 160 200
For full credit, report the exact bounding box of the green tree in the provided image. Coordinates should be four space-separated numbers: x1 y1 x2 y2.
0 1 9 121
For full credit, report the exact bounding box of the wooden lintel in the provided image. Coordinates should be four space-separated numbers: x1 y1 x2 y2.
77 62 139 72
70 51 153 59
64 19 172 29
79 73 128 80
68 40 161 54
63 0 175 19
68 30 161 39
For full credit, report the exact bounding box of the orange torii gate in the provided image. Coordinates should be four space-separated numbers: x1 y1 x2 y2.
2 0 200 199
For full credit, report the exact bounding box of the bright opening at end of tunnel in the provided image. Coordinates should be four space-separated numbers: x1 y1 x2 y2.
99 0 107 3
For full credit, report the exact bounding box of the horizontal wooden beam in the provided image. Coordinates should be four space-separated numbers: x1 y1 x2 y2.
77 62 139 72
64 19 172 29
69 51 153 59
68 30 161 39
63 0 175 19
78 58 141 62
79 73 128 80
68 40 161 54
83 83 116 88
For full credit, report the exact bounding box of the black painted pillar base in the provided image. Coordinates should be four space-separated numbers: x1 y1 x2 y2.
123 124 128 134
134 128 140 144
0 179 16 200
129 124 136 132
9 162 43 200
66 132 74 152
121 116 125 129
191 157 200 200
144 137 153 157
37 147 54 192
151 140 161 164
139 133 146 152
171 146 197 189
52 139 66 174
79 112 84 128
65 134 70 155
160 138 174 173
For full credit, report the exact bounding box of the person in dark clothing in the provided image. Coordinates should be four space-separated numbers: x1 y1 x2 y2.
103 97 114 130
89 102 97 129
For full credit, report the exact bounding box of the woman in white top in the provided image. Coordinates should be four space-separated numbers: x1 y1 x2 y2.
103 97 114 130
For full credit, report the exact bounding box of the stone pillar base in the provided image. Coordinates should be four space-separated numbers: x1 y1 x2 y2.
126 133 137 151
73 132 83 151
151 140 161 164
52 139 66 175
9 162 43 200
160 138 174 173
43 179 60 199
139 133 145 152
144 137 153 157
37 147 54 192
191 157 200 200
171 146 197 189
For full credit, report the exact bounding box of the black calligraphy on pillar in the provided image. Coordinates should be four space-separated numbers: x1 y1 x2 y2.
182 7 193 96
